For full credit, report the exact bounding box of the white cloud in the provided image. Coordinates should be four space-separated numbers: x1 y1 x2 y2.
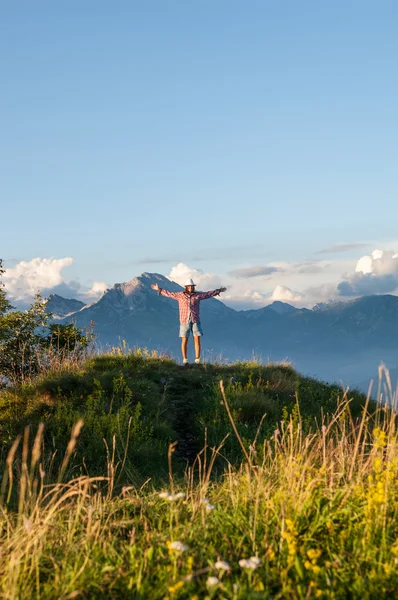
270 285 302 303
165 262 314 309
302 283 339 305
3 257 108 306
244 290 266 301
338 249 398 296
7 246 397 314
355 249 396 275
166 256 364 309
83 281 108 300
355 255 373 275
168 263 222 290
4 257 74 301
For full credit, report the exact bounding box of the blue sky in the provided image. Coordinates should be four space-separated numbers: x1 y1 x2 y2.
1 1 398 307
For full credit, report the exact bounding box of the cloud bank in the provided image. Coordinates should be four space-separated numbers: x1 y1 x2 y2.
338 249 398 296
3 257 108 307
4 245 398 313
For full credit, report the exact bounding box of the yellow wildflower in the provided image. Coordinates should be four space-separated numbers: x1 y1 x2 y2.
391 540 398 556
307 549 322 561
373 427 387 449
168 581 184 594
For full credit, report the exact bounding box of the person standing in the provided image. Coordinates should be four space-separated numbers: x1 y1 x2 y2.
151 278 227 364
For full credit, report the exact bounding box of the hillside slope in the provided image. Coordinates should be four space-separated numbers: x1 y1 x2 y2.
2 354 397 600
0 353 370 483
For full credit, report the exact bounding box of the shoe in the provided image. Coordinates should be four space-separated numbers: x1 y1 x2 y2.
194 358 201 364
183 359 189 365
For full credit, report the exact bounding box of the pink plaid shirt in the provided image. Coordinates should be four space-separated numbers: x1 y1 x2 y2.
158 288 222 324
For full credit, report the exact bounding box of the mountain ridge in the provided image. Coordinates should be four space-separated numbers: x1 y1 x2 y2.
47 273 398 388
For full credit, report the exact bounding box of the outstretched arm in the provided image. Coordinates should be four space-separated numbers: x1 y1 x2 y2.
196 287 227 300
151 283 181 300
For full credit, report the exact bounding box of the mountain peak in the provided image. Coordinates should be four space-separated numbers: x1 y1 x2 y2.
139 272 182 289
89 272 183 314
46 294 86 318
110 273 182 297
267 301 297 315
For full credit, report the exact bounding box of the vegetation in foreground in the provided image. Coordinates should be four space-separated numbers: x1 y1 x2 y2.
1 352 398 599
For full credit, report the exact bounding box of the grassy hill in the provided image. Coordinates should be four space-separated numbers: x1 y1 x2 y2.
1 352 398 599
0 351 368 483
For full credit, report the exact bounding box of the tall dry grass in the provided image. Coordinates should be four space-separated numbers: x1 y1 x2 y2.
0 373 398 598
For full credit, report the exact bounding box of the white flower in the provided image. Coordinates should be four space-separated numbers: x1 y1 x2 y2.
239 556 261 569
206 576 220 586
201 498 215 511
214 560 230 571
169 541 189 552
159 491 186 501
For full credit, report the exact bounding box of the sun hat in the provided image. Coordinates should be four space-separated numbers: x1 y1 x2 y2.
184 278 196 286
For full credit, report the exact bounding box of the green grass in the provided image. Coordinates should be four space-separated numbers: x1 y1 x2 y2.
1 351 397 599
0 351 369 485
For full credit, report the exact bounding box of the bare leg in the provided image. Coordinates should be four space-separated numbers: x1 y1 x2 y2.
194 336 201 360
181 337 188 360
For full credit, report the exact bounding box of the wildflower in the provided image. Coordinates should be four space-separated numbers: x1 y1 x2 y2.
373 427 387 449
307 549 322 561
159 491 186 501
168 541 189 552
266 548 275 561
282 519 298 565
239 556 261 569
391 540 398 556
206 576 220 586
305 560 321 574
201 498 215 511
214 560 230 571
168 580 184 594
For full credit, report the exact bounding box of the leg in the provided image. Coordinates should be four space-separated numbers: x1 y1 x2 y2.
194 335 201 360
181 337 188 360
